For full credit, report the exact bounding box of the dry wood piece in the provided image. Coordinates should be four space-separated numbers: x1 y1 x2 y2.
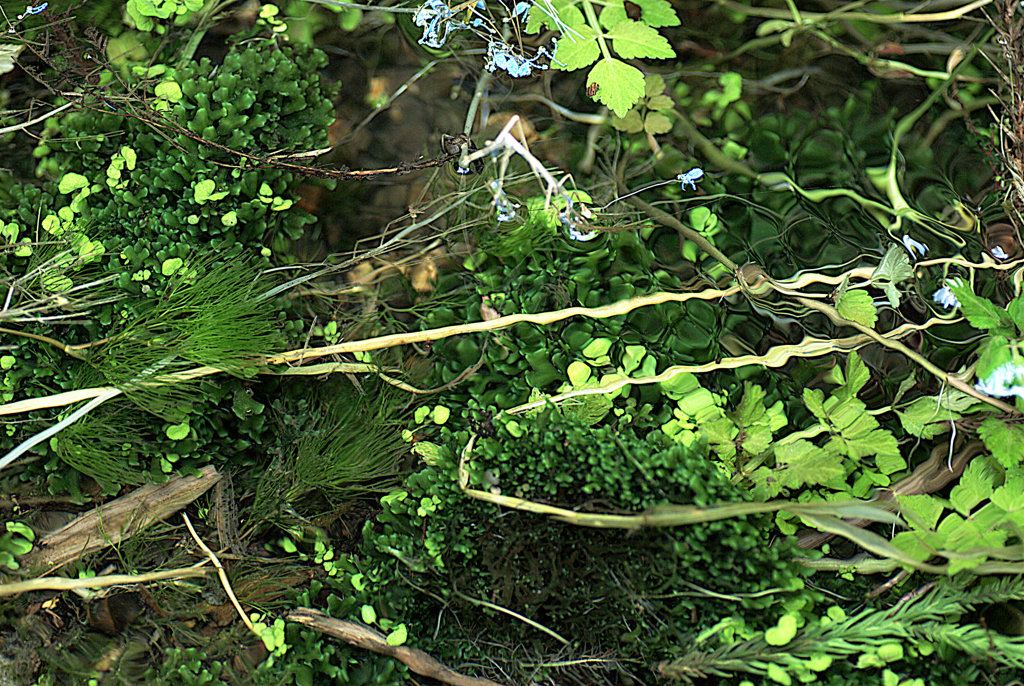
24 466 221 570
285 608 506 686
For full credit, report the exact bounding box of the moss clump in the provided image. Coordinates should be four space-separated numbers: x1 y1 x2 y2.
331 408 812 684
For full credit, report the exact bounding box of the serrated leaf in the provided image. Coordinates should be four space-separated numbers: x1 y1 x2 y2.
611 110 644 133
775 440 845 489
599 0 627 30
803 388 826 420
897 493 944 530
526 0 584 32
842 351 870 397
644 111 672 134
897 396 950 439
644 73 666 97
976 334 1013 380
949 459 995 515
836 289 877 328
978 417 1024 468
646 94 674 110
606 20 675 59
632 0 680 27
948 283 1012 329
552 24 600 71
734 382 766 427
588 58 645 117
1009 295 1024 331
872 245 914 285
874 451 906 475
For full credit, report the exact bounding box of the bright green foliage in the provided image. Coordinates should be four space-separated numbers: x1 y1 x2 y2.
0 38 335 492
893 461 1024 573
662 576 1024 683
340 409 811 684
525 0 679 116
0 521 33 570
126 0 204 32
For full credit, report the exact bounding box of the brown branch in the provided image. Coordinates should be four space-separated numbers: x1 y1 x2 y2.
285 608 507 686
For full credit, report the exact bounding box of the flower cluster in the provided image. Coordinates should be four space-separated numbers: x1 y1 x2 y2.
975 361 1024 399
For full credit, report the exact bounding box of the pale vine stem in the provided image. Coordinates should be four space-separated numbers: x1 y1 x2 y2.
182 512 256 634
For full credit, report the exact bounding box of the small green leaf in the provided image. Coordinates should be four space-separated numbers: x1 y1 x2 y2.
0 355 14 370
58 173 89 195
360 604 377 624
611 110 644 133
836 289 877 328
567 360 592 386
165 421 190 440
386 623 408 646
431 405 450 425
193 179 229 204
161 257 183 276
155 80 183 102
606 20 675 60
582 338 613 359
765 614 799 646
644 111 672 134
644 73 666 97
633 0 680 26
552 25 600 71
646 94 674 111
979 417 1024 468
588 58 645 117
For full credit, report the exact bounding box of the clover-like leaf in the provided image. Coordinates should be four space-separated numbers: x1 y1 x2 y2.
612 110 644 133
606 20 675 60
644 111 672 134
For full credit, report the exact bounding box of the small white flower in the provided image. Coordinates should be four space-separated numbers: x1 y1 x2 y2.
932 285 960 310
991 245 1008 260
975 361 1024 399
901 234 928 258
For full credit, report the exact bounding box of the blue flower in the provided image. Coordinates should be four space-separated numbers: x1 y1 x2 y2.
484 39 556 78
677 168 703 191
975 361 1024 399
992 245 1008 260
414 0 465 48
932 285 960 310
901 234 928 258
24 3 47 15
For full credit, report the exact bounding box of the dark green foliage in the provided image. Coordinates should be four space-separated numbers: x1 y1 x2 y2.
0 38 336 492
250 378 406 527
421 227 722 415
333 409 812 684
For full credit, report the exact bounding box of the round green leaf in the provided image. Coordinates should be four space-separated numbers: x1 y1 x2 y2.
161 257 184 276
58 173 89 195
385 623 408 646
165 421 190 440
765 614 798 646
